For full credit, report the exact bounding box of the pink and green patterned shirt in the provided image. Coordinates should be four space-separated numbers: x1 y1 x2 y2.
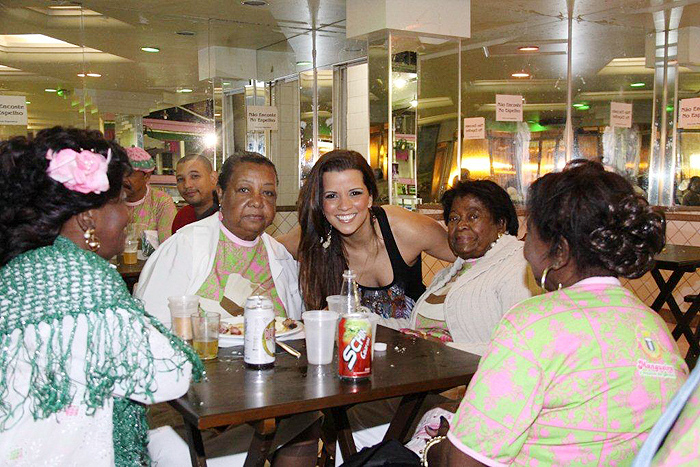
125 186 177 244
196 221 286 317
652 375 700 465
449 277 688 466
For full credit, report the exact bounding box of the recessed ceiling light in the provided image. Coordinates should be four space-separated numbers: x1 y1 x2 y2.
296 60 312 67
241 0 267 5
410 99 418 108
25 101 30 104
576 104 590 110
518 46 539 52
214 113 221 117
176 30 196 36
511 72 530 78
48 4 81 9
45 88 57 93
141 46 160 53
573 103 587 108
87 72 101 77
630 82 645 88
77 73 85 77
176 88 193 93
223 81 231 86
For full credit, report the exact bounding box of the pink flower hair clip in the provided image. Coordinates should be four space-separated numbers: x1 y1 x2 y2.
46 147 111 194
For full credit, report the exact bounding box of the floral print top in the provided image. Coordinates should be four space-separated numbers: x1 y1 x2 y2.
448 277 688 466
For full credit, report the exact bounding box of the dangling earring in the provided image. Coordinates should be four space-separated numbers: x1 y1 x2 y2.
321 226 332 250
83 228 100 252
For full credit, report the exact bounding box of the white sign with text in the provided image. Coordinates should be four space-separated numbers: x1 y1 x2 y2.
610 102 633 128
679 98 700 128
0 96 27 126
463 117 486 140
496 94 523 122
246 105 278 131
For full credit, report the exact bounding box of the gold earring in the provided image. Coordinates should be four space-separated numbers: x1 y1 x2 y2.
540 267 550 290
83 228 100 252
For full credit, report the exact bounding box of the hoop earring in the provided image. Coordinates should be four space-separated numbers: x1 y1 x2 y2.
320 226 332 250
540 266 562 291
83 228 100 252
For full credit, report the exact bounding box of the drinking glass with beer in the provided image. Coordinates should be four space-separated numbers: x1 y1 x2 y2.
123 237 138 265
191 312 220 360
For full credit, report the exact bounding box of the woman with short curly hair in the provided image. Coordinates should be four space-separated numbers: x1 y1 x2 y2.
427 165 689 466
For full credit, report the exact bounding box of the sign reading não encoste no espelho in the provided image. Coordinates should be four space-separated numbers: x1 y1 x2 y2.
246 105 278 131
679 98 700 129
0 96 27 126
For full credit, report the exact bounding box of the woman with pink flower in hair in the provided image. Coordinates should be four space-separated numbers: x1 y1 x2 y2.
123 146 177 244
0 127 202 466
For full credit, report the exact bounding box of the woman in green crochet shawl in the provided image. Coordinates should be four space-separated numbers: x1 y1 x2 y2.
0 127 203 466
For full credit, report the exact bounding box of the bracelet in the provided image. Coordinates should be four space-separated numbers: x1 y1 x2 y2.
421 435 446 466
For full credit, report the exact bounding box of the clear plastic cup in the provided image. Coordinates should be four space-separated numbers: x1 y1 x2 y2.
358 307 379 360
303 310 339 365
191 312 220 361
326 295 344 313
168 295 199 342
123 238 138 265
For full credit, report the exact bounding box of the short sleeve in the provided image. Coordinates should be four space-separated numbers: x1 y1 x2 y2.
156 192 177 243
448 318 544 465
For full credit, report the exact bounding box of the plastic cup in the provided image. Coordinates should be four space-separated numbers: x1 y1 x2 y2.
168 295 199 342
123 238 138 265
358 307 379 360
191 312 220 361
303 310 339 365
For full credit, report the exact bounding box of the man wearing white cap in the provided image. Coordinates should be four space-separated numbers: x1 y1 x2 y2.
123 146 177 244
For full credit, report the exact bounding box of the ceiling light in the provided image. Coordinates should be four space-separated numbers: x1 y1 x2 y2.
176 88 193 93
573 103 587 108
410 99 418 108
576 104 590 110
25 101 30 104
296 61 312 67
203 133 217 148
87 72 101 77
518 46 539 52
214 113 221 117
630 82 645 88
48 4 82 9
241 0 267 5
141 46 160 53
77 73 85 77
176 30 196 36
223 81 231 86
511 72 530 78
45 88 57 93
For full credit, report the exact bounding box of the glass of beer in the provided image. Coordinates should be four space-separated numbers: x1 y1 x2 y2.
123 238 138 265
168 295 199 344
191 312 220 360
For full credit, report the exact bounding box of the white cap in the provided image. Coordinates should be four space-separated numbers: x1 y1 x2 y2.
374 342 387 352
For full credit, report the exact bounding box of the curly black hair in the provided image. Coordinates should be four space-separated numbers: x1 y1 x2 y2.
527 166 665 279
218 150 278 191
441 179 519 236
0 126 129 266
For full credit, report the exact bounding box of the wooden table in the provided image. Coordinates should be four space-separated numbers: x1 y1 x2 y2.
116 257 145 293
651 244 700 366
170 326 480 466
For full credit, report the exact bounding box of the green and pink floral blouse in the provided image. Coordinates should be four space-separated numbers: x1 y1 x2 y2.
449 277 688 466
651 374 700 465
125 187 177 244
196 219 286 317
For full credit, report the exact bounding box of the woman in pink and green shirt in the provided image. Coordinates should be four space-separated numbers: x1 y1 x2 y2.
428 162 688 466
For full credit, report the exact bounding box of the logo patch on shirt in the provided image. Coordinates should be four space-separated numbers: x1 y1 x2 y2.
637 359 676 379
636 324 661 360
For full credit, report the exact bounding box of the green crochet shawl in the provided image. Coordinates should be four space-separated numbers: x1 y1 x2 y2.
0 236 204 466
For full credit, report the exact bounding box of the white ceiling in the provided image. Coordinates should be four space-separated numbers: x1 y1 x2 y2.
1 0 700 129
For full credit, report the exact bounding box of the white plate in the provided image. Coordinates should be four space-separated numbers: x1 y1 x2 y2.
218 316 304 347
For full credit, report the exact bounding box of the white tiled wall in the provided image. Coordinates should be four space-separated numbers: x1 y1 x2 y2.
346 63 369 157
270 80 300 206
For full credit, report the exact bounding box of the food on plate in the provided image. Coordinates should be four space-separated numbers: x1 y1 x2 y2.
219 316 299 336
